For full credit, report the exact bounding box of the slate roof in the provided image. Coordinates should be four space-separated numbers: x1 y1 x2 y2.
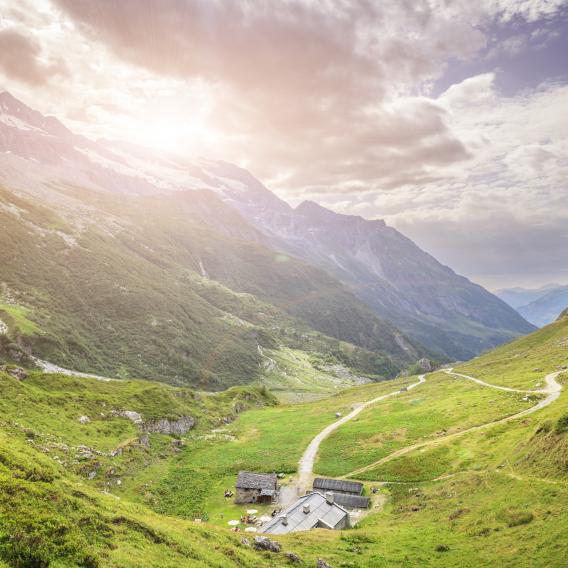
313 478 363 495
236 471 277 490
261 492 349 535
332 493 370 509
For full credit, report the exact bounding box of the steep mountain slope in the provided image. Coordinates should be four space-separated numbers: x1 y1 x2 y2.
237 199 534 360
0 182 427 388
517 286 568 327
0 91 533 361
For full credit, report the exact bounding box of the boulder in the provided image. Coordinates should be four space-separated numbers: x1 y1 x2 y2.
115 410 143 424
253 536 281 553
78 416 91 424
1 366 28 380
284 551 302 563
317 560 333 568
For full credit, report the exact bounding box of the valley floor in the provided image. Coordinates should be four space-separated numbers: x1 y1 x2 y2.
1 313 568 566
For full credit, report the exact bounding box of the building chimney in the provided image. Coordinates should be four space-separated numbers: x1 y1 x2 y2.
303 504 311 514
325 491 335 504
281 514 288 526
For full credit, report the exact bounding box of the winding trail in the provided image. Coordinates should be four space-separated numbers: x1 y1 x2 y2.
294 374 426 496
345 368 563 479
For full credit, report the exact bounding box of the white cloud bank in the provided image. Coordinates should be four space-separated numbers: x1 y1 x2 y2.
0 0 566 287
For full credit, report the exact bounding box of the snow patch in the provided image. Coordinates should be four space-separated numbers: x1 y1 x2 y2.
0 114 48 134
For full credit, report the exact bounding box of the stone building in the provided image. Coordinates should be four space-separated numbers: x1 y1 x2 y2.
235 471 278 504
261 491 349 534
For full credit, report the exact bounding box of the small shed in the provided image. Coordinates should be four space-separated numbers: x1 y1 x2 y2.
332 493 370 509
235 472 278 504
313 478 363 496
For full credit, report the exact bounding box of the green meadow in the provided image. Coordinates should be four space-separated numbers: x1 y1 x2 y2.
1 315 568 566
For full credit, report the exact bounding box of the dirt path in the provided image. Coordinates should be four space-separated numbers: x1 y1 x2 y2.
345 369 563 479
292 374 426 497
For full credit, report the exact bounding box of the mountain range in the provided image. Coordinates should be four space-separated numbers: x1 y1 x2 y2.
0 91 534 387
497 284 568 327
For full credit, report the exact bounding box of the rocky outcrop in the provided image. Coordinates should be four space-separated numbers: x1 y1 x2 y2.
0 365 28 380
111 409 195 435
253 536 281 553
140 416 195 435
114 410 143 424
417 358 433 372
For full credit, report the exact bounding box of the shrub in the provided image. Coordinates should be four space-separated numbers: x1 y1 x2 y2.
555 413 568 434
499 509 534 527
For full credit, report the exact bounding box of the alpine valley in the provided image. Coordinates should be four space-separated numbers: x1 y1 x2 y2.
0 91 532 388
1 91 567 568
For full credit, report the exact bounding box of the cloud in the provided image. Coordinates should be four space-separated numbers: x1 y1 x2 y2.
357 77 568 288
1 0 566 287
0 28 59 85
489 0 568 22
49 0 489 188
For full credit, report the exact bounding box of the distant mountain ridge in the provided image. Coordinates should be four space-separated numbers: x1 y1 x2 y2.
497 284 568 327
230 198 534 359
495 284 563 310
0 91 534 365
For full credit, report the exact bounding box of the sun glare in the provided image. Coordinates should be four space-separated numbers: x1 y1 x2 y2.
137 114 219 155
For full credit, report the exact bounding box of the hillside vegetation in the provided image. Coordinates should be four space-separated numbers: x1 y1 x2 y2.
0 184 428 390
0 370 287 567
0 314 567 566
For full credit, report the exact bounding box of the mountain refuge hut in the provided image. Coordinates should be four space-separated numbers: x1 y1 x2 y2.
261 491 350 534
235 471 278 504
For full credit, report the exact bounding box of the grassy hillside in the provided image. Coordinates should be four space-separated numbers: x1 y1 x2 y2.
1 315 568 566
0 370 289 567
316 372 532 477
0 184 427 389
283 313 568 566
456 312 568 389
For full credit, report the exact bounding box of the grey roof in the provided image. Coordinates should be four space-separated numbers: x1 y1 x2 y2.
261 492 349 535
332 493 370 509
236 471 277 490
313 478 363 495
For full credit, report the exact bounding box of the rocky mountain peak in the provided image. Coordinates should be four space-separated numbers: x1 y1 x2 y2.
0 90 71 137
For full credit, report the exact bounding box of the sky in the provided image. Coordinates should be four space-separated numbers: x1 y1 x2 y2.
0 0 567 290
